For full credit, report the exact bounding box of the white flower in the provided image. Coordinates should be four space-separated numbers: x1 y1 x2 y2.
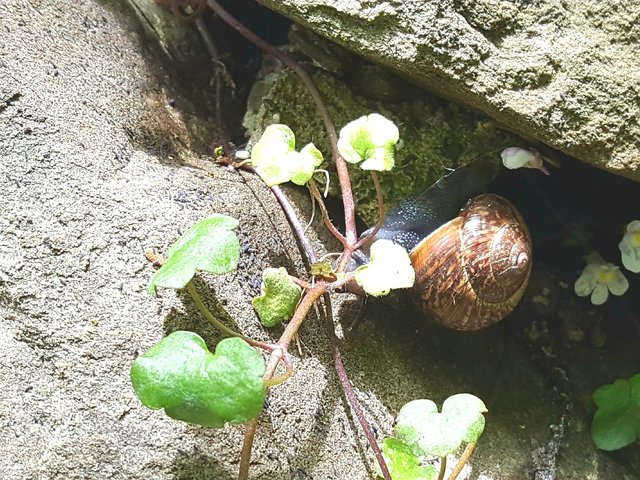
501 147 549 174
337 113 399 171
354 239 415 296
574 252 629 305
618 220 640 273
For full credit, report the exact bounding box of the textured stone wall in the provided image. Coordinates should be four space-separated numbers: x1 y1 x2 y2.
258 0 640 181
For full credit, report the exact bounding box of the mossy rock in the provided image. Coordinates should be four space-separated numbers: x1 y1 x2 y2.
244 60 519 224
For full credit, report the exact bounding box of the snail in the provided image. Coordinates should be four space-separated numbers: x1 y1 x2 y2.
356 159 532 331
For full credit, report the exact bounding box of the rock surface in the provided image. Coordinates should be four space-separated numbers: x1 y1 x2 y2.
0 1 637 480
257 0 640 181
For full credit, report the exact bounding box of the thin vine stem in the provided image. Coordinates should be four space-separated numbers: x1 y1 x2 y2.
239 346 286 479
437 456 447 480
447 442 477 480
263 350 294 387
206 0 358 244
238 283 328 480
204 3 391 480
321 292 392 480
325 271 356 292
186 281 276 351
308 180 348 247
271 184 318 266
264 354 293 388
290 276 314 290
238 417 259 480
354 171 386 251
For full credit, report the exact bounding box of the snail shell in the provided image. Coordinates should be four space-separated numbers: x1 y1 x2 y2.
354 159 532 330
409 193 532 331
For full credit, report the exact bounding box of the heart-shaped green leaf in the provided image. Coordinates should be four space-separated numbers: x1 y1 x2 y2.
337 113 399 171
442 393 488 443
591 373 640 451
380 437 436 480
252 267 302 327
131 332 266 427
395 394 487 457
148 215 240 294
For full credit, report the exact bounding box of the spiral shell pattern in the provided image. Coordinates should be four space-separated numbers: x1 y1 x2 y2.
409 194 532 330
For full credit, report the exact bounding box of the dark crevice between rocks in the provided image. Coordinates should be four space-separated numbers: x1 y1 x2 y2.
108 0 291 162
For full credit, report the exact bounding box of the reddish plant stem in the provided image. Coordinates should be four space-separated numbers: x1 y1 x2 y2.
238 283 327 480
335 243 358 275
308 181 348 247
238 418 259 480
263 351 294 388
437 456 447 480
271 185 318 266
447 443 476 480
206 4 390 480
325 271 356 292
236 180 375 480
282 285 327 349
337 171 385 274
354 171 386 250
290 276 314 290
207 0 357 245
321 292 391 480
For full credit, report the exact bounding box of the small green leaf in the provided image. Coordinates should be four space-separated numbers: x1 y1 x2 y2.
379 437 436 480
254 157 293 187
131 332 266 427
252 267 302 327
289 143 325 185
310 261 335 278
148 215 240 294
591 374 640 451
354 239 415 296
252 124 296 161
395 395 487 457
337 113 399 171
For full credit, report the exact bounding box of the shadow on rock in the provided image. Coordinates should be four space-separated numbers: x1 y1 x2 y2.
171 448 235 480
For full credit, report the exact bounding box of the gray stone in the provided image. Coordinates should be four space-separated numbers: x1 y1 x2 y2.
1 1 637 479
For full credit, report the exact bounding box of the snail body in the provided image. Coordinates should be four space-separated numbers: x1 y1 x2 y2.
358 159 532 331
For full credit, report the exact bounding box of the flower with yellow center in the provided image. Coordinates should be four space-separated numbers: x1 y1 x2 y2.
618 220 640 273
574 252 629 305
